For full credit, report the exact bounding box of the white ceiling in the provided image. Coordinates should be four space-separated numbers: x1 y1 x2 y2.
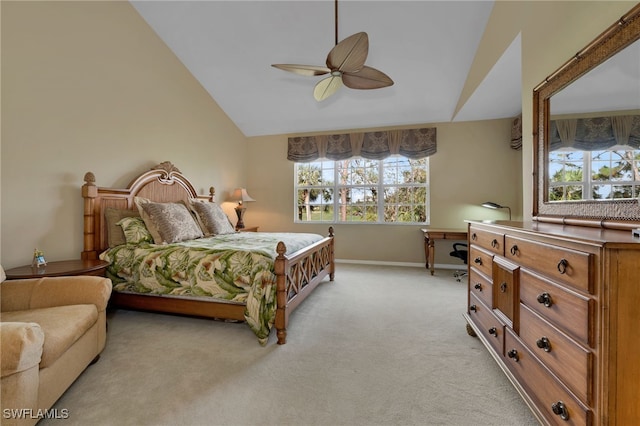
131 0 524 137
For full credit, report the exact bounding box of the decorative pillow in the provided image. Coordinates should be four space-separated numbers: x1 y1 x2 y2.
117 216 154 244
189 199 236 236
104 208 141 247
134 197 164 244
141 201 204 244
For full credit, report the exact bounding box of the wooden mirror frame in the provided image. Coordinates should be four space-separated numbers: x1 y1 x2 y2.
532 4 640 230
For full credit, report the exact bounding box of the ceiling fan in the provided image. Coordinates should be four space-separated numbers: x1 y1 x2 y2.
271 0 394 102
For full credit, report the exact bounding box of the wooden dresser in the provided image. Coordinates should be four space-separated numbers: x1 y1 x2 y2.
463 220 640 425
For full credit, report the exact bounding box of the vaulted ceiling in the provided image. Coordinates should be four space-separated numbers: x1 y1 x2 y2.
131 0 523 137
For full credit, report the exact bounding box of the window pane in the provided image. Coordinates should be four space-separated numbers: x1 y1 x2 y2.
612 185 633 199
592 184 610 200
566 185 583 200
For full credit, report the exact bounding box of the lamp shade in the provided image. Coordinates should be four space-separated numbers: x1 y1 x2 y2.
481 201 502 209
231 188 255 204
481 201 511 220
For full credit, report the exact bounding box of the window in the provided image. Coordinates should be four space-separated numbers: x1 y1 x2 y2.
295 156 429 224
548 148 640 201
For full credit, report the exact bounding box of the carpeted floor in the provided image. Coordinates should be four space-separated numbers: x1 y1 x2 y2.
42 264 538 426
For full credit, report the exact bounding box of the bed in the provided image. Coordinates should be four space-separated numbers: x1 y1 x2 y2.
80 161 335 345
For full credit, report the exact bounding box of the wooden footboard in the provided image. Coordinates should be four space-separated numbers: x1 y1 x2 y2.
274 227 335 344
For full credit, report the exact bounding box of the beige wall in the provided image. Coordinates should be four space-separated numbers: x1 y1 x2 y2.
247 118 521 266
1 1 635 269
1 1 247 268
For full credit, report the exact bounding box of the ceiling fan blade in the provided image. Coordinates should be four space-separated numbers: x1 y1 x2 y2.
314 75 343 102
342 66 394 90
271 64 331 77
326 32 368 73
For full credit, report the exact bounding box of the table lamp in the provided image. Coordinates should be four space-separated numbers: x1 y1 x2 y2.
231 188 255 229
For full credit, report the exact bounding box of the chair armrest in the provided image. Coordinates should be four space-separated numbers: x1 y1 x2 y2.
30 276 112 311
0 322 44 378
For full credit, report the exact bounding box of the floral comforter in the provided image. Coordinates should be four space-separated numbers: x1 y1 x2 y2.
99 232 324 344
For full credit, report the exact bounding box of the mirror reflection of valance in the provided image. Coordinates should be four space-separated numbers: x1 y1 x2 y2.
549 115 640 151
287 127 437 162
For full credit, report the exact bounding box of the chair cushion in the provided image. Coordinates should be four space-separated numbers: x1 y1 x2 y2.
1 305 98 368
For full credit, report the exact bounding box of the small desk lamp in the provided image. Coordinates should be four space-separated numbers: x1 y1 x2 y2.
481 201 512 220
231 188 255 230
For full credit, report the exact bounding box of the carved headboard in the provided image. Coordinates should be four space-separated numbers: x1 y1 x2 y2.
81 161 214 259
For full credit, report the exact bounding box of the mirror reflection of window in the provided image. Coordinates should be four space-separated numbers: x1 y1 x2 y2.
547 116 640 201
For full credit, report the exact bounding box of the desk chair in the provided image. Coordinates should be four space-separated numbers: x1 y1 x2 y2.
449 242 468 282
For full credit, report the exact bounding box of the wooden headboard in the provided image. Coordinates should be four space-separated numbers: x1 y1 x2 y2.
81 161 214 260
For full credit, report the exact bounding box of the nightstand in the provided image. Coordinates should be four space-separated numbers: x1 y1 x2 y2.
238 226 259 232
4 259 110 280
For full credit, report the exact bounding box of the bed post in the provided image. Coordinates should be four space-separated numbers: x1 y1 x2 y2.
328 226 335 281
81 172 98 260
274 241 288 345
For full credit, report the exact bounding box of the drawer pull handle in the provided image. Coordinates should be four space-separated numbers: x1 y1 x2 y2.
536 337 552 352
557 258 568 274
500 282 507 293
551 401 570 421
488 327 497 336
469 304 477 312
537 292 553 308
507 349 519 362
474 283 482 291
471 233 477 241
474 257 482 265
510 245 518 255
491 239 499 248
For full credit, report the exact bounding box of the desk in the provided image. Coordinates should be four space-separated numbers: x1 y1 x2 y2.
421 228 468 275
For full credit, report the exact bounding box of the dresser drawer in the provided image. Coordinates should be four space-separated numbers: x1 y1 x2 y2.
469 245 494 279
504 329 591 425
469 268 492 309
520 268 593 346
469 227 504 255
492 256 519 330
519 304 592 405
468 293 504 356
504 235 593 293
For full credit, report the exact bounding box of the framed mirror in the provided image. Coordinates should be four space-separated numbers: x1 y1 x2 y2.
533 4 640 229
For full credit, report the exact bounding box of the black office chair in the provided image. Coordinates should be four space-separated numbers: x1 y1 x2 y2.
449 242 468 281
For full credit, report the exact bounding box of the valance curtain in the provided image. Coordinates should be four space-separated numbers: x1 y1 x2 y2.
287 127 437 162
510 115 522 150
550 115 640 151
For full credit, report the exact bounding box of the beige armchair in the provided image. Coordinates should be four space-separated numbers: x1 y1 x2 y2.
1 266 112 426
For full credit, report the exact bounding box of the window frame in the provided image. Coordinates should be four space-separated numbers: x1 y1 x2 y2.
548 148 640 201
294 156 430 225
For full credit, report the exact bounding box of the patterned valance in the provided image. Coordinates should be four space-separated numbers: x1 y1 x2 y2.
510 115 522 150
287 127 437 162
550 115 640 151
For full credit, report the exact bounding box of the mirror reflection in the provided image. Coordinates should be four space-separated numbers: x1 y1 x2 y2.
547 39 640 202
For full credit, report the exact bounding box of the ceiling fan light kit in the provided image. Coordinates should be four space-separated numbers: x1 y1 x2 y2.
271 1 393 102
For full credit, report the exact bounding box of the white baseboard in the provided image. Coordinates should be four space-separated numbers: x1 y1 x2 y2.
335 259 466 270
